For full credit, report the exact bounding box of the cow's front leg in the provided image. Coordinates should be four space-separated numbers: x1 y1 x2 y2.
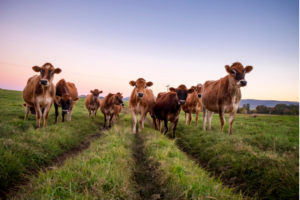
172 118 179 138
108 114 114 128
195 111 199 126
54 103 59 123
103 113 107 128
218 109 225 133
139 111 146 132
163 119 168 135
24 104 30 120
43 102 52 127
131 110 137 133
35 103 42 128
207 111 213 130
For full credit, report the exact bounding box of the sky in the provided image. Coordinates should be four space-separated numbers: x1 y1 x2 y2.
0 0 298 101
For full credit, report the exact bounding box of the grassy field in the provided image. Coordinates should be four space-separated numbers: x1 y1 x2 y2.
0 89 102 193
175 112 299 199
0 89 298 199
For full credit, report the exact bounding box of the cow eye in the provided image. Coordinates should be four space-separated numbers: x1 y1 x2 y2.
144 86 147 88
135 85 138 88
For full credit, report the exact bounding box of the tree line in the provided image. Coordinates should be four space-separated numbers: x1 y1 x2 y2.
238 104 299 115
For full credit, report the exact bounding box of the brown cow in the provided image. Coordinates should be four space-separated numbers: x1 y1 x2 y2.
201 62 253 134
85 89 102 117
129 78 156 133
100 92 123 128
181 84 203 126
153 85 193 138
23 63 61 128
54 79 78 122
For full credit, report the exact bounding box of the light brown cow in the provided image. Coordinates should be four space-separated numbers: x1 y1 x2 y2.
100 93 123 128
201 62 253 134
129 78 156 133
181 84 203 126
23 63 61 128
54 79 78 122
85 89 102 117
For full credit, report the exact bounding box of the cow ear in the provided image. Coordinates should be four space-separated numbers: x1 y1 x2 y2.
129 81 136 86
99 90 103 94
90 90 94 93
146 81 153 87
74 97 79 101
245 65 253 73
188 88 194 93
32 66 41 72
54 68 61 74
225 65 236 76
169 87 176 92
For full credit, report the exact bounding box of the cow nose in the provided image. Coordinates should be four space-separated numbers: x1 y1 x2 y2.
179 100 186 104
138 93 144 98
240 80 247 86
40 80 48 85
122 103 125 107
198 93 201 98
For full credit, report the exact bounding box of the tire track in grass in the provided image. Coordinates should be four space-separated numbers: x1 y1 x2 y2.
132 132 166 200
1 128 104 200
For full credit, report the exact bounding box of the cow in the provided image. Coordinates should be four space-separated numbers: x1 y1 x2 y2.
23 63 61 128
100 92 123 128
54 79 78 123
181 84 203 126
153 85 194 138
201 62 253 134
84 89 102 117
129 78 156 133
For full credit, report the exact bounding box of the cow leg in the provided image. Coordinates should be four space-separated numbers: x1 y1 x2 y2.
108 114 114 128
195 111 199 126
207 111 213 130
62 111 66 122
139 112 146 132
188 112 192 125
35 104 42 128
185 112 188 125
24 105 29 120
43 103 52 127
94 109 97 117
130 110 137 133
218 110 225 132
88 109 91 117
68 106 73 121
228 113 236 135
172 118 179 138
103 113 107 128
203 108 207 131
163 119 168 135
54 103 59 123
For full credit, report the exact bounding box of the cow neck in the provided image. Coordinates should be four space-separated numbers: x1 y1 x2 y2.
226 75 240 97
37 82 50 96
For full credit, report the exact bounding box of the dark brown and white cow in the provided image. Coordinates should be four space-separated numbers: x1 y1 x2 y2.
54 79 78 122
181 84 203 125
129 78 156 133
201 62 253 134
153 85 193 138
100 92 123 128
23 63 61 128
85 89 102 117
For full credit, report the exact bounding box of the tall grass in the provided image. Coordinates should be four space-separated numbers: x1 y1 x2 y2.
0 89 102 190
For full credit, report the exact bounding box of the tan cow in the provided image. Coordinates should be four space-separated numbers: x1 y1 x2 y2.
85 89 102 117
100 93 123 128
23 63 61 128
201 62 253 134
54 79 78 122
129 78 156 133
181 84 203 125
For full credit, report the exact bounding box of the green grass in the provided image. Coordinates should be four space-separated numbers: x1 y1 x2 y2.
142 127 248 200
175 112 299 199
11 125 138 200
0 89 102 190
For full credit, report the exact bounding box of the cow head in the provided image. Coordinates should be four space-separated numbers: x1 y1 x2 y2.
114 92 123 106
191 84 202 98
129 78 153 99
225 62 253 87
58 94 79 114
32 63 61 87
90 89 103 102
169 84 194 105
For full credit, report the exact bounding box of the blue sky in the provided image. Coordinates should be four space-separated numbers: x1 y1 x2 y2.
0 0 298 100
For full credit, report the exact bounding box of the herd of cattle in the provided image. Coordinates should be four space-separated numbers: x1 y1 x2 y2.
22 62 253 137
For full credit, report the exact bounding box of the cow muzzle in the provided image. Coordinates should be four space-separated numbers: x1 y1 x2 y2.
239 80 247 87
138 93 144 98
62 109 69 114
179 100 186 105
39 79 49 86
197 93 201 98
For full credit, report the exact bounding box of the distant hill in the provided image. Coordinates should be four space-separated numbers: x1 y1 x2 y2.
239 99 299 109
